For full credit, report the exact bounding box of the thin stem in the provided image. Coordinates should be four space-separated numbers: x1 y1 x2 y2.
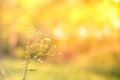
23 58 29 80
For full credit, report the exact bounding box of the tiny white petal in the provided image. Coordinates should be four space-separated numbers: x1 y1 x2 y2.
44 38 51 42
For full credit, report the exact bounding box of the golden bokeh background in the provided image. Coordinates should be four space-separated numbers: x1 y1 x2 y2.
0 0 120 80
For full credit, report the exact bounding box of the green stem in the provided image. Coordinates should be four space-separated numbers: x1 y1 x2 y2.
23 58 29 80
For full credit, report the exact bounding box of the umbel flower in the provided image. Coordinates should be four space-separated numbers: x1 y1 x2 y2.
25 27 57 63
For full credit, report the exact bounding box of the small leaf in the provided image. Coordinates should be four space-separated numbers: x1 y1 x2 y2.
28 69 37 71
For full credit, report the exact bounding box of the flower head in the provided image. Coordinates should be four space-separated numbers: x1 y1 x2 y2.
25 27 57 62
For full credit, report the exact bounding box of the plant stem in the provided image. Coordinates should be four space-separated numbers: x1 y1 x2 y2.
23 58 29 80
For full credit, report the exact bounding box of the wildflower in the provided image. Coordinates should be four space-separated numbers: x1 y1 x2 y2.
23 27 58 80
38 59 44 63
44 37 51 42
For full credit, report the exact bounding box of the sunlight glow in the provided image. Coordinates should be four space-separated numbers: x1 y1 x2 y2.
114 0 120 2
78 26 88 38
53 27 66 40
113 19 120 29
3 0 119 40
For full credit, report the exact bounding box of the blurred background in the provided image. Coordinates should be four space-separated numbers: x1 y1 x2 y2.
0 0 120 80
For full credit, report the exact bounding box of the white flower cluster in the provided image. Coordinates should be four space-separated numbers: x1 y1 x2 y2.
25 27 57 63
